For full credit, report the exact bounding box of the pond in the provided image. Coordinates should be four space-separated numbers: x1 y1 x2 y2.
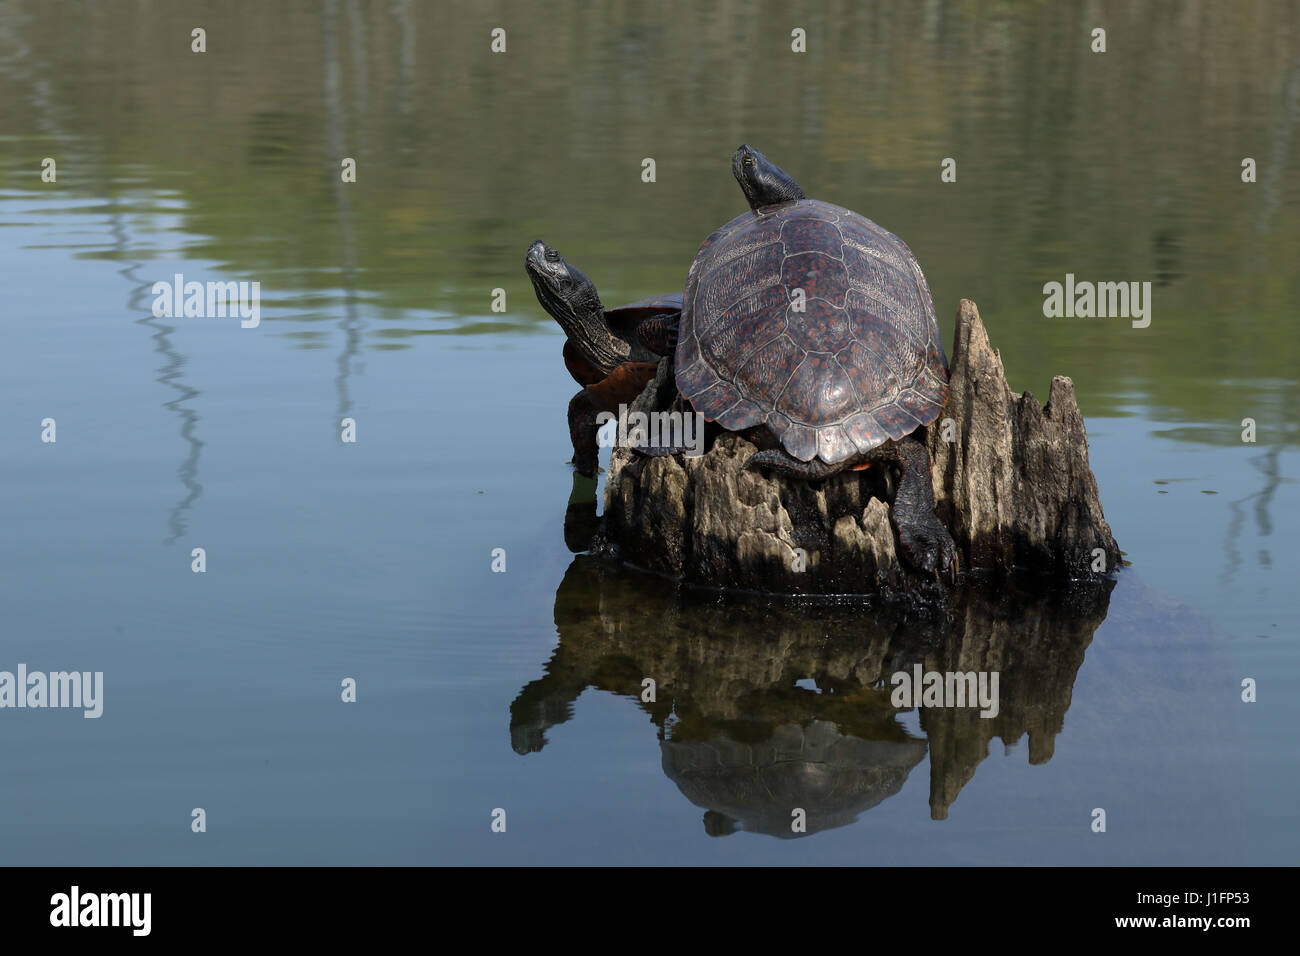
0 0 1295 864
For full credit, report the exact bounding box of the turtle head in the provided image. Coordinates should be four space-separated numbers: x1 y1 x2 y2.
733 145 804 211
526 240 628 375
526 239 601 318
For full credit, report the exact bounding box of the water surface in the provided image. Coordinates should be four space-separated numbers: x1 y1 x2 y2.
0 0 1296 864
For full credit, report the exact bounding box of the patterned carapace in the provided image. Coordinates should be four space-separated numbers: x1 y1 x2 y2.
675 200 949 466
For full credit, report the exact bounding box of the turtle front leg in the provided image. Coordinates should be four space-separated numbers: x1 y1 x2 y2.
567 390 600 477
568 363 660 476
635 313 679 356
886 437 957 577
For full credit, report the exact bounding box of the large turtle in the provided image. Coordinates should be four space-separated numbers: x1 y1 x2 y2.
525 239 680 476
672 145 957 574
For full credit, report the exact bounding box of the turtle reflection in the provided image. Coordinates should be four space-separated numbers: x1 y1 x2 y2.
666 719 926 838
513 555 1113 834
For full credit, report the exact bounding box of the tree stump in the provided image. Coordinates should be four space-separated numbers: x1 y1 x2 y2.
594 299 1121 596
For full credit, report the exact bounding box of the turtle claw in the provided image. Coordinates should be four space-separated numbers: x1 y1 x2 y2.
897 518 957 577
935 550 960 586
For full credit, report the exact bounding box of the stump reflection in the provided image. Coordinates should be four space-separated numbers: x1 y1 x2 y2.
511 556 1115 833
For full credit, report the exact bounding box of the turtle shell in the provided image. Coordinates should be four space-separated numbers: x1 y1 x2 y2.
674 200 948 465
662 720 927 838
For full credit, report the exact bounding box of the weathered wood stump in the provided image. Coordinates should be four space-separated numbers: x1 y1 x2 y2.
594 299 1121 595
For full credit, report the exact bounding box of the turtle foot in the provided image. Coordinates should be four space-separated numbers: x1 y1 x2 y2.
896 515 957 578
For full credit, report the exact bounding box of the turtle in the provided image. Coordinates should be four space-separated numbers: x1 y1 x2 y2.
670 145 957 574
663 719 928 838
525 239 681 477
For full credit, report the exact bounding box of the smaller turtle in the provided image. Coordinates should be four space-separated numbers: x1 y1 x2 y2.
526 240 681 476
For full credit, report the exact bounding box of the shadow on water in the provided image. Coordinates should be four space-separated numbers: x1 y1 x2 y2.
511 554 1115 835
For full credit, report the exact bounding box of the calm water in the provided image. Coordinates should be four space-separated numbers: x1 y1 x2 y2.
0 1 1296 864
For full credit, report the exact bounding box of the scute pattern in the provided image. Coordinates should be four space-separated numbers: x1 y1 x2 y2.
675 200 949 463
